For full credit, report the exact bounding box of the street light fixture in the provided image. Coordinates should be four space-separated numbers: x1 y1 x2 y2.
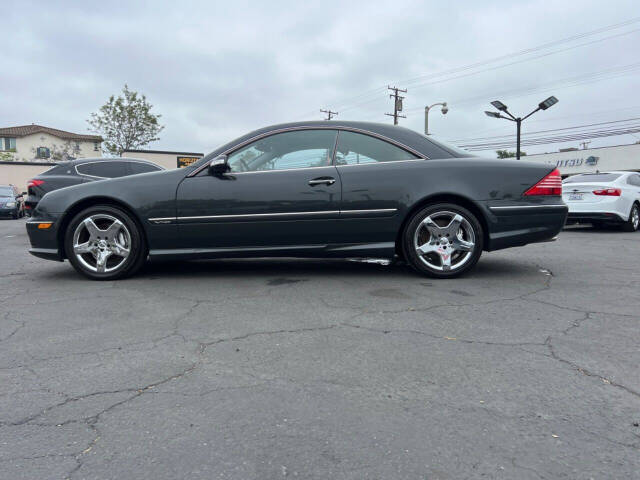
424 102 448 135
484 96 559 159
490 100 508 112
538 96 559 110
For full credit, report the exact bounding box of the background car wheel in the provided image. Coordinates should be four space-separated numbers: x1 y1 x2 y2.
622 203 640 232
64 205 146 280
403 203 484 278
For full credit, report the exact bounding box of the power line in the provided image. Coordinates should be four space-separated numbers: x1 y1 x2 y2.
384 86 406 125
451 117 640 144
400 17 640 87
320 109 338 120
317 17 640 115
398 61 640 118
399 27 640 94
441 104 640 140
459 125 640 150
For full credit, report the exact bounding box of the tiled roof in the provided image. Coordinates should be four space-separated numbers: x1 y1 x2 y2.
0 124 103 141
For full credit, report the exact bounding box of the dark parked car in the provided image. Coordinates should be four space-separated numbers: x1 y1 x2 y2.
26 121 567 280
25 158 164 214
0 185 26 219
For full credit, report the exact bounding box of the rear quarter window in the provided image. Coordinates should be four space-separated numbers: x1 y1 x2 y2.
76 162 130 178
128 162 162 174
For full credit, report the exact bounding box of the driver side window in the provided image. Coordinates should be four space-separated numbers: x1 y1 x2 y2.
227 130 337 173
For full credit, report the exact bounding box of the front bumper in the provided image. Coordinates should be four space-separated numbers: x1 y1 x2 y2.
26 217 64 261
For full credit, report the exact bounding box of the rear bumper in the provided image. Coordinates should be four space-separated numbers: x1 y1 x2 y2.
484 203 568 251
566 211 626 223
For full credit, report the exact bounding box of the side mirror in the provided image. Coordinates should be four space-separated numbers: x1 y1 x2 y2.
208 155 230 176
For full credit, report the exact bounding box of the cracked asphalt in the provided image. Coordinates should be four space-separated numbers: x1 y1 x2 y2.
1 218 639 480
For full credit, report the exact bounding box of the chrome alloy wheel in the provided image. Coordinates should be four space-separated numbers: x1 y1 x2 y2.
413 210 476 272
632 206 639 230
72 214 131 273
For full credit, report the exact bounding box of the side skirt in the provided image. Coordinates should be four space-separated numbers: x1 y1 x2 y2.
148 242 395 261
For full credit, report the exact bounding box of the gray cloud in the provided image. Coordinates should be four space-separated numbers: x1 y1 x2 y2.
3 0 639 155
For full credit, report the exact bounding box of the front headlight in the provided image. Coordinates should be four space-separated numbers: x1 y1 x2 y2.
5 202 15 208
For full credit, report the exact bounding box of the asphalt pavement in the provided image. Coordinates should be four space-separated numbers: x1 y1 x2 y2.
1 218 639 479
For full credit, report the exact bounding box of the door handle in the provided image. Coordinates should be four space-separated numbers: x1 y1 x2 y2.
308 177 336 186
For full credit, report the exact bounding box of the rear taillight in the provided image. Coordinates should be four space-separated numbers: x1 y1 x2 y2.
524 168 562 196
27 179 44 188
593 188 621 196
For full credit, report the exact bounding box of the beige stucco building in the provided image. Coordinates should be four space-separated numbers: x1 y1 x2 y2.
0 124 103 162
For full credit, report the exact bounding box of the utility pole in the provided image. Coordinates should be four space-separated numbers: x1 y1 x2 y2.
385 86 406 125
320 109 338 120
579 141 591 150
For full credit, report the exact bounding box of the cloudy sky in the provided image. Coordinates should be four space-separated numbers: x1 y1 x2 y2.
3 0 639 156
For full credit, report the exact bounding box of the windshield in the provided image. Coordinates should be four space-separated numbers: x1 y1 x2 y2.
563 173 621 183
0 187 14 197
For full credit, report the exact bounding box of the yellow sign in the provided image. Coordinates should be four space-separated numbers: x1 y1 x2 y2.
177 156 200 168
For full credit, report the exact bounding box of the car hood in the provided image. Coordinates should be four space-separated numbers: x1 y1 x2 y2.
34 167 190 217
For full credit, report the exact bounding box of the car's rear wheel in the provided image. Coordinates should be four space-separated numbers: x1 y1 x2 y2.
403 203 483 278
64 205 146 280
622 203 640 232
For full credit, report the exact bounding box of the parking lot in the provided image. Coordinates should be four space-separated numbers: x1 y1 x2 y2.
0 218 639 479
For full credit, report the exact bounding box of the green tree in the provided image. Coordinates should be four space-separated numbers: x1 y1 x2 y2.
88 84 164 156
496 150 527 158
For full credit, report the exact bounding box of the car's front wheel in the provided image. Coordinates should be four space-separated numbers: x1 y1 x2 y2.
64 205 146 280
403 203 484 278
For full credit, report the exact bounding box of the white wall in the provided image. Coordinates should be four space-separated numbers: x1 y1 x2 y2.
0 163 55 192
523 143 640 175
2 133 101 162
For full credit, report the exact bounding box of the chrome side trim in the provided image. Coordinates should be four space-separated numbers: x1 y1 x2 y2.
177 211 340 221
225 165 335 176
335 158 425 168
341 208 397 215
489 204 567 211
148 217 176 224
187 126 427 177
148 208 397 223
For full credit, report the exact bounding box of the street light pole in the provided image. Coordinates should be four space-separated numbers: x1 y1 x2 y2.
516 117 521 159
484 96 558 159
424 102 448 135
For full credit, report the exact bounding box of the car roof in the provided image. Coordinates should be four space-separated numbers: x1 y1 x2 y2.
195 120 473 167
60 157 160 166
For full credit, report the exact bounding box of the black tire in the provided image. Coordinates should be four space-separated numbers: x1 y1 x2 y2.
402 203 484 279
622 203 640 232
64 205 147 280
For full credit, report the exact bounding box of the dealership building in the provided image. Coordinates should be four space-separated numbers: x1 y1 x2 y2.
523 142 640 176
